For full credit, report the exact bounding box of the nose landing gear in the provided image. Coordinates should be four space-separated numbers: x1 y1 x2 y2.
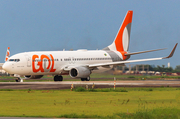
15 77 23 82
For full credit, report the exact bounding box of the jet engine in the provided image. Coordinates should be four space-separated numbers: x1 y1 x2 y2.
24 75 43 79
70 67 91 78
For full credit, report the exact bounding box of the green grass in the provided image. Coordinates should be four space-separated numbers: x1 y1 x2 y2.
116 108 180 119
0 87 179 118
74 86 128 92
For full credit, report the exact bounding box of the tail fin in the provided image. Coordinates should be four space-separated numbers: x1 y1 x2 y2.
5 47 10 62
104 10 133 52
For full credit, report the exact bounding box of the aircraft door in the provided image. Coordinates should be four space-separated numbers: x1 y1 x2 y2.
72 57 75 64
25 55 31 67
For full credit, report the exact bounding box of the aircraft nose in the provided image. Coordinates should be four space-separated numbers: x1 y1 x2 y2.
2 63 11 73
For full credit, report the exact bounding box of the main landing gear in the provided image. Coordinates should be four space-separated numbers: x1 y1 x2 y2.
81 76 90 81
54 75 63 81
53 75 90 81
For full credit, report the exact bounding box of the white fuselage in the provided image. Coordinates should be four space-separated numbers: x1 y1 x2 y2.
3 50 124 76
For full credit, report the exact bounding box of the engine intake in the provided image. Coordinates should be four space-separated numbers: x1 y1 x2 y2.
70 67 91 78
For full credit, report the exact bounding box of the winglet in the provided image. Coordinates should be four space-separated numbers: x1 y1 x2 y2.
163 43 178 59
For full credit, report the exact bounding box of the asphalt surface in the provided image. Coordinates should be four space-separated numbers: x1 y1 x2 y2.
0 80 180 90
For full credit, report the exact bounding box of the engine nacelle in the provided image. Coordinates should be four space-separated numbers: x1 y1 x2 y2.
70 67 91 78
24 75 43 79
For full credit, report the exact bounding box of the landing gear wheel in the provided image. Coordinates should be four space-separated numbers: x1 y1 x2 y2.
86 76 90 81
59 75 63 81
81 78 86 81
15 78 20 82
81 76 90 81
54 75 63 81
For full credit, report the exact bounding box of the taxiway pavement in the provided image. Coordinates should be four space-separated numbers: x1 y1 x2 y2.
0 80 180 90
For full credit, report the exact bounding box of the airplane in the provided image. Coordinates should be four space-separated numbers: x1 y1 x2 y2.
0 47 10 74
2 10 177 82
5 47 10 62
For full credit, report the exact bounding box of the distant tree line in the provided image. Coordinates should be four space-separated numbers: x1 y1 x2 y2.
116 65 180 73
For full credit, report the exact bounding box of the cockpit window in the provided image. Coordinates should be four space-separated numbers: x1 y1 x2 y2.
9 59 20 62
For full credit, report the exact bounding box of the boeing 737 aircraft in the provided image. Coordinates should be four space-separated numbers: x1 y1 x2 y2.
2 10 177 82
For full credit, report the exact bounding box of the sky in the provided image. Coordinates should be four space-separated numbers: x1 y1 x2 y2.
0 0 179 68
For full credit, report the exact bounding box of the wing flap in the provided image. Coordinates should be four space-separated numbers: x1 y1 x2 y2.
89 57 163 68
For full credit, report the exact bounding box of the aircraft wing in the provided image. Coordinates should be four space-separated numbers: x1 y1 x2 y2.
89 43 178 68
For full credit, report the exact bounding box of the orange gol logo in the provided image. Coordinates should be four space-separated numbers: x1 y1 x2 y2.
32 54 56 73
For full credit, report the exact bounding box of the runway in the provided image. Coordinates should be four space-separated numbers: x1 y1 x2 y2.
0 80 180 90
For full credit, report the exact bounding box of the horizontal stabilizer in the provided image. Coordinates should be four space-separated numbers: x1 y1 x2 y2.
125 48 167 56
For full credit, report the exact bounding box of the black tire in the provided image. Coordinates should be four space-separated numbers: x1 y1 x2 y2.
54 75 58 81
81 76 90 81
86 76 90 81
81 78 86 81
59 75 63 81
15 78 20 82
54 75 63 81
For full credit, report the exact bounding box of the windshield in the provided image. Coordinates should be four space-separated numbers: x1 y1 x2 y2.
8 59 20 62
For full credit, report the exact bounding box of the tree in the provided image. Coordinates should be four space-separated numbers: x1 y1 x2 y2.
174 65 180 72
175 65 180 70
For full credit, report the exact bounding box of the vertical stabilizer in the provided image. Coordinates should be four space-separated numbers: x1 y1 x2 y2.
104 10 133 52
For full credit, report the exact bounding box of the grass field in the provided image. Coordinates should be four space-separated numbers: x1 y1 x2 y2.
0 87 180 118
